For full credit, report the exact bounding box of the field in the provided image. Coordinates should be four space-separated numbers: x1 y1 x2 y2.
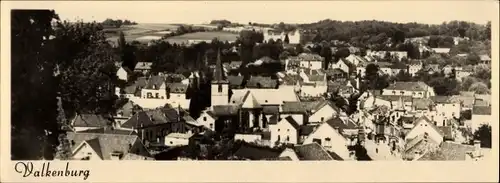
104 23 180 44
164 31 239 44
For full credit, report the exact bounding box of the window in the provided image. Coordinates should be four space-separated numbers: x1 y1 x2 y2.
170 141 173 144
265 100 268 103
278 129 280 132
287 129 290 132
203 117 207 121
277 135 281 141
87 152 92 156
209 124 213 129
218 84 223 93
286 136 290 141
324 138 331 147
321 117 324 122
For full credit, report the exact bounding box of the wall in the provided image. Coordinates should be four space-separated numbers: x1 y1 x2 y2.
72 142 103 160
300 85 327 97
211 83 229 106
405 120 444 144
300 61 322 70
269 119 298 147
303 123 350 159
164 136 190 147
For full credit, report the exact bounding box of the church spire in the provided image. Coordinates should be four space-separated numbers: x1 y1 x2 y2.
213 48 228 84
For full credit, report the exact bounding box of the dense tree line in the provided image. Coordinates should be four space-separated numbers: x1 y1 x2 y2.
299 20 490 43
102 18 137 28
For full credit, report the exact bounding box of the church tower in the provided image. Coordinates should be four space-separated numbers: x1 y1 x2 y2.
211 49 229 107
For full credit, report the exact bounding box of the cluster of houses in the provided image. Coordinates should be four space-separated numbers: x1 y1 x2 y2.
63 33 491 161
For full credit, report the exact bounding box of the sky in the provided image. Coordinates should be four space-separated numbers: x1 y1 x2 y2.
3 1 498 25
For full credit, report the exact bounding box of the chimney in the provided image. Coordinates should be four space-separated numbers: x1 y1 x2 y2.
473 140 482 158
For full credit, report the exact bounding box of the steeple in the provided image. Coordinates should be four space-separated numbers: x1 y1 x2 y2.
212 48 228 84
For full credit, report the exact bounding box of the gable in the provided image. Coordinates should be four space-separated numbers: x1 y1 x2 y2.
406 117 444 142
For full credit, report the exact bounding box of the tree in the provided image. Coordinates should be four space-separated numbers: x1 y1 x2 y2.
11 10 61 160
466 53 480 65
335 47 350 58
320 45 332 70
473 124 491 148
54 21 119 118
428 76 460 96
284 34 290 44
468 82 490 94
329 90 347 112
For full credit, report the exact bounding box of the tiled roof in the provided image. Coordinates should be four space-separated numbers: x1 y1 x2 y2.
307 73 325 82
430 96 452 104
246 76 278 89
301 99 337 114
121 107 179 129
298 53 324 61
121 153 155 160
233 142 282 160
325 117 358 133
293 143 334 160
299 125 316 136
134 62 153 70
227 75 244 87
437 126 453 140
115 99 135 117
268 114 279 125
78 128 137 135
123 84 138 94
376 95 413 102
262 105 280 115
472 106 491 115
385 82 429 91
167 83 188 93
67 132 149 160
398 116 417 124
411 116 444 137
212 105 240 116
412 98 434 110
327 80 354 93
281 102 307 114
418 142 475 161
404 134 440 158
145 76 166 89
73 114 112 128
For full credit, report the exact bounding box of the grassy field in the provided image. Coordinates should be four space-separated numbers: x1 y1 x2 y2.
165 31 239 44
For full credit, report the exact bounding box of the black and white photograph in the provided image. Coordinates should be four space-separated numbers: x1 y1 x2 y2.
5 0 496 164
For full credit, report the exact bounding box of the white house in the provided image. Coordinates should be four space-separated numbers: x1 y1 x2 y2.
455 66 474 82
269 116 300 147
382 82 435 98
303 100 340 124
263 29 301 44
141 76 167 99
166 83 190 109
298 53 324 70
345 54 367 67
196 110 217 131
303 119 350 159
164 132 193 147
134 62 153 74
431 96 461 126
431 48 451 54
408 61 423 76
116 66 132 81
404 116 445 145
330 59 351 74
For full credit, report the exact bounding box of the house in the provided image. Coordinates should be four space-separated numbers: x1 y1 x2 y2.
164 132 194 147
141 75 167 99
324 116 359 138
449 94 475 111
299 72 328 97
113 99 136 127
330 59 351 74
303 118 351 159
269 116 300 147
166 83 190 109
280 102 308 125
116 66 132 81
301 99 340 124
279 142 341 160
297 53 324 70
325 68 348 81
118 77 148 99
263 29 301 44
119 106 187 144
469 106 491 131
455 66 473 81
422 64 440 75
196 110 217 131
431 48 451 54
404 116 445 145
66 132 151 160
408 61 423 76
430 96 461 126
345 54 368 67
382 81 435 98
479 54 491 64
363 95 413 111
71 114 113 132
134 62 153 74
474 94 491 106
211 105 241 133
78 127 138 135
402 132 440 161
327 79 359 98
